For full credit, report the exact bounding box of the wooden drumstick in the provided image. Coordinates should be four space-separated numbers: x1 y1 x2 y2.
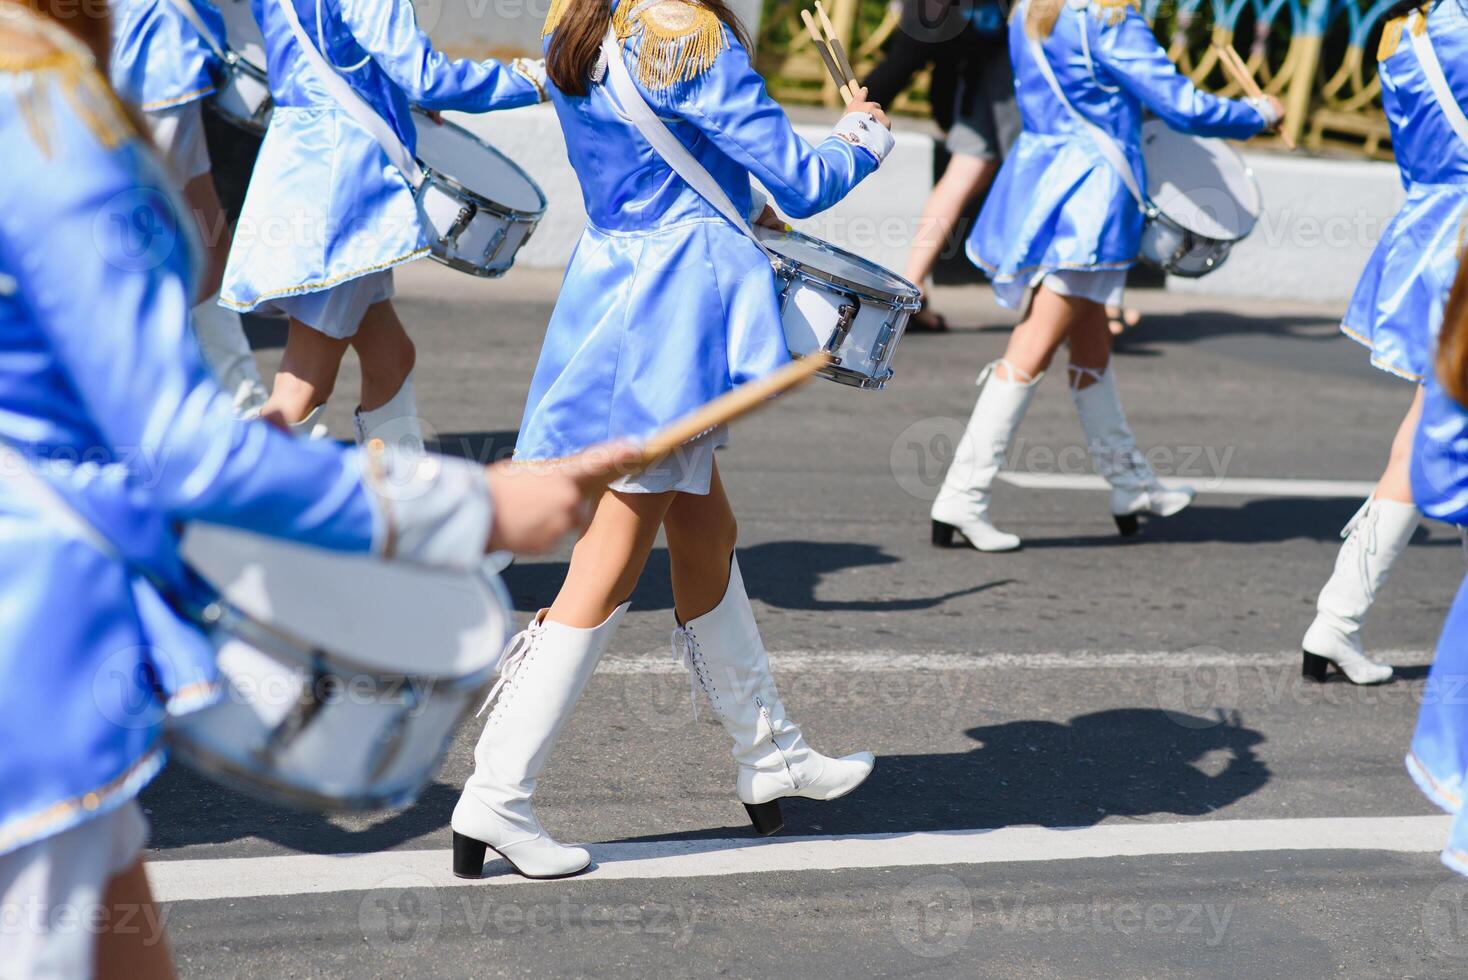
1214 43 1295 150
634 353 831 469
801 9 854 105
814 1 860 96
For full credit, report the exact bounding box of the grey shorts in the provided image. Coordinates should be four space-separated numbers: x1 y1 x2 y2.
263 269 396 340
946 52 1020 161
610 425 728 495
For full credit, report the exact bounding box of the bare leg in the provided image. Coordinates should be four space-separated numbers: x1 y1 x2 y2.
349 300 417 412
905 153 999 329
1065 299 1114 390
181 172 230 302
95 860 175 980
996 284 1087 381
664 462 741 622
262 320 349 424
547 488 676 628
1374 385 1426 504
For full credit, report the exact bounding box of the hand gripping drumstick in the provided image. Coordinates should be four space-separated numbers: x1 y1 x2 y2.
632 353 831 470
814 1 860 95
801 9 854 105
1213 43 1296 151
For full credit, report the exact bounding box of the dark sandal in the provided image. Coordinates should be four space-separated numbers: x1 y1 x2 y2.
909 299 950 333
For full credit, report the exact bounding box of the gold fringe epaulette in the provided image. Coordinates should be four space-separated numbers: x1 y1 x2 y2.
542 0 571 37
1378 4 1429 62
618 1 726 90
1086 0 1140 27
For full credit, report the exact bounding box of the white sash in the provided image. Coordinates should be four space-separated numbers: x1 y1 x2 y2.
0 445 122 562
599 26 772 257
1026 29 1150 213
1408 10 1468 154
163 0 229 62
271 0 424 186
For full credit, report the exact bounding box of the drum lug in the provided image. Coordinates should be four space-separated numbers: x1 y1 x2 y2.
822 293 861 364
254 655 334 764
481 225 508 265
872 319 896 366
443 202 478 247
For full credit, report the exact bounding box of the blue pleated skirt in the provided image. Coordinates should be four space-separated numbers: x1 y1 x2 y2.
515 217 791 460
1408 572 1468 876
1342 183 1467 381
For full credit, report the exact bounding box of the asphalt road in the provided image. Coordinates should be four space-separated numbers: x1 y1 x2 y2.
140 260 1468 978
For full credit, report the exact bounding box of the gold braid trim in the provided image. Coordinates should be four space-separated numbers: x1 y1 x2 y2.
1378 5 1430 61
542 0 573 37
614 1 727 91
1087 0 1140 28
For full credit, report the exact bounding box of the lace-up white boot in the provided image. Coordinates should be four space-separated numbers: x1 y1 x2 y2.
452 604 628 879
1301 497 1417 685
929 360 1042 552
191 293 269 416
1069 365 1194 535
672 558 873 835
354 370 423 454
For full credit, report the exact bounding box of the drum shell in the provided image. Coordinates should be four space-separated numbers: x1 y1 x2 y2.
417 180 539 279
168 613 493 813
208 54 273 136
1139 212 1235 278
779 270 913 389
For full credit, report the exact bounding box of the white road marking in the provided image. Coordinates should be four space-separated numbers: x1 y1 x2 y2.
597 648 1434 674
148 815 1450 904
998 473 1378 498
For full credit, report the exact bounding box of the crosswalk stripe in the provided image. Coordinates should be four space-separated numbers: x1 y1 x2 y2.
998 473 1378 498
148 815 1450 904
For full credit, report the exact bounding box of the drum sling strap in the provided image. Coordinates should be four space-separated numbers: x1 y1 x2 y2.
1408 10 1468 153
163 0 230 64
270 0 425 186
598 16 774 260
1025 15 1153 217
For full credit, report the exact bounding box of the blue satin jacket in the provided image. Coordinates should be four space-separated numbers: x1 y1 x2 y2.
516 1 885 461
109 0 227 111
967 0 1267 305
1407 364 1468 876
1341 0 1468 382
221 0 545 312
0 52 379 856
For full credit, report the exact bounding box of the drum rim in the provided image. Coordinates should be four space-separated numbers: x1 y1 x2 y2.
411 110 548 221
1141 121 1262 243
761 228 922 307
221 48 268 81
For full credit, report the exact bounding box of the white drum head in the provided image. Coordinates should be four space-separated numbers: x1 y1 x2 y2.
215 0 267 67
181 523 510 677
414 116 545 215
757 228 918 298
1141 121 1261 242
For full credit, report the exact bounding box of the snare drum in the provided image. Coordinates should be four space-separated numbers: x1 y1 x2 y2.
412 110 547 278
1139 121 1262 278
759 229 920 390
206 0 273 135
171 523 513 812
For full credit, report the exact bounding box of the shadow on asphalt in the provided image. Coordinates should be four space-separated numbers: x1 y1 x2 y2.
503 542 1013 613
608 707 1269 844
143 707 1267 854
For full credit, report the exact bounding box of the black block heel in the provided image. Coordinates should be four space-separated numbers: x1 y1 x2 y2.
1114 514 1140 537
745 800 784 836
931 521 956 548
452 831 488 879
1302 651 1331 683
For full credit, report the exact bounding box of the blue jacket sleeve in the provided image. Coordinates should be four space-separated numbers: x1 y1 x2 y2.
8 143 379 553
661 30 884 220
1413 373 1468 526
337 0 544 111
1095 9 1268 139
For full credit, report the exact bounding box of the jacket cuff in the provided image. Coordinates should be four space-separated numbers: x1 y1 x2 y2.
831 112 895 164
361 447 492 570
1245 96 1280 130
511 57 550 103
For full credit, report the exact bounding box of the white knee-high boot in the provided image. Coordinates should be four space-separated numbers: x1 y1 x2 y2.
929 360 1042 552
672 558 873 835
1069 365 1194 535
1301 497 1418 685
452 604 628 879
353 370 423 453
192 293 268 415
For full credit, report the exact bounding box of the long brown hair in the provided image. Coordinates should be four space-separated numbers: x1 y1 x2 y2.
1439 252 1468 408
546 0 752 97
1 0 113 65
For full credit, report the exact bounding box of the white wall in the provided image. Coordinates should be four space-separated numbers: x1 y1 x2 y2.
453 104 1405 304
